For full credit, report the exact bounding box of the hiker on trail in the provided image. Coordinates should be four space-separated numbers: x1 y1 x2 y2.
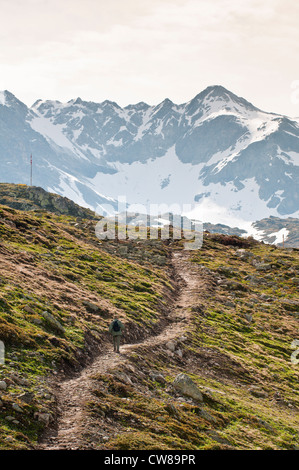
109 318 124 353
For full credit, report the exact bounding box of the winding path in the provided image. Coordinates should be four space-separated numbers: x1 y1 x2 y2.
37 250 205 450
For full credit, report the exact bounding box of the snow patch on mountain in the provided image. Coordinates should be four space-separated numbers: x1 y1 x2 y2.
276 148 299 166
30 112 88 160
89 146 203 210
52 170 86 207
268 227 289 244
182 181 290 230
87 145 299 229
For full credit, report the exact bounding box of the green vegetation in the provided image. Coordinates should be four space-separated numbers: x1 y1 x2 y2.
0 199 174 449
0 186 298 450
87 235 298 451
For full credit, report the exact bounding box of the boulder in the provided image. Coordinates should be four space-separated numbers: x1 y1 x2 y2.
150 372 166 384
12 403 23 413
255 263 273 271
82 300 99 313
235 249 254 260
166 341 177 352
34 412 52 426
248 386 268 398
244 313 253 323
224 280 248 292
41 311 65 334
18 392 34 404
0 381 7 390
172 373 203 402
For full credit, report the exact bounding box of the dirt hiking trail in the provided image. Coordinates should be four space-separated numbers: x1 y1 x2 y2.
37 250 207 450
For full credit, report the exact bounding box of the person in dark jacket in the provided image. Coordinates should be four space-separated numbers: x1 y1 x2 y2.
109 318 124 353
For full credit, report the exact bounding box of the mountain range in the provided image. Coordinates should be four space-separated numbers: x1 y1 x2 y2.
0 85 298 241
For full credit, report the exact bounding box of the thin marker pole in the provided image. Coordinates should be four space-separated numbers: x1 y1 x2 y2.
30 154 32 186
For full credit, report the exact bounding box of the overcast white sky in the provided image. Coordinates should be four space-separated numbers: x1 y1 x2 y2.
0 0 298 116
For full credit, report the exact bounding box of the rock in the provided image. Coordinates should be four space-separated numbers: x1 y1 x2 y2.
23 305 36 314
48 336 62 347
114 371 133 385
166 341 177 352
280 299 299 313
207 430 231 444
149 372 166 384
0 381 7 390
235 249 254 260
224 301 235 308
34 412 52 425
157 416 167 422
5 415 17 421
244 313 253 323
172 373 203 402
152 255 167 266
166 350 174 357
259 293 271 301
198 408 217 424
257 418 274 432
245 275 259 284
224 280 248 292
12 403 23 413
164 403 180 418
82 301 109 317
82 300 99 313
249 387 268 398
78 254 94 261
18 392 34 404
217 266 238 277
179 335 187 342
10 374 29 387
255 263 273 272
118 246 128 255
176 349 183 358
41 311 65 334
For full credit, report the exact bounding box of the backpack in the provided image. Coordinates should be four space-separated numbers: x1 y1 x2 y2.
112 320 121 332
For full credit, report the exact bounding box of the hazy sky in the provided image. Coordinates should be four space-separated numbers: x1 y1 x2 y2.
0 0 298 116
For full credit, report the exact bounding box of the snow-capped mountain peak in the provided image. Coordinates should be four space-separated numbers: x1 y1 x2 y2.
0 86 298 233
0 90 29 112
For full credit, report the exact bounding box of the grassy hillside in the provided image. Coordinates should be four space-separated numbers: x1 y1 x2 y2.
0 183 99 219
90 235 299 451
0 202 174 448
0 190 298 450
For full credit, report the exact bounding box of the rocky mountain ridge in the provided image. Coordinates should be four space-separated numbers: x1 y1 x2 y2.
0 86 298 234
